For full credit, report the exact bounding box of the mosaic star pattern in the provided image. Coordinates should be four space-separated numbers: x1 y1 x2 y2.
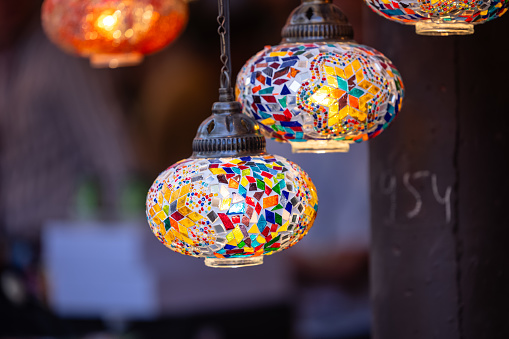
146 155 318 259
236 42 403 144
364 0 509 24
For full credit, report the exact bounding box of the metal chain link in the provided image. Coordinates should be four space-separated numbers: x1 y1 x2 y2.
217 0 232 94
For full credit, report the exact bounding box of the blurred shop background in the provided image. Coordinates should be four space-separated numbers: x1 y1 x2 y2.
0 1 370 338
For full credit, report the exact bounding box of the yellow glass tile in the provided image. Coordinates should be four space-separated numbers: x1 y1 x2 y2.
241 177 249 187
244 247 254 253
179 206 192 216
271 232 278 238
261 117 276 126
327 75 338 88
335 66 345 78
156 211 166 221
153 204 161 213
355 70 364 83
324 65 335 76
338 105 350 120
161 184 171 198
171 188 180 203
163 192 171 202
210 168 227 175
164 230 175 243
153 216 162 226
230 159 242 164
270 51 288 57
328 113 340 127
219 198 231 211
279 221 289 232
179 217 194 229
356 108 367 122
158 223 166 235
161 184 171 195
257 235 266 244
157 192 163 204
249 224 260 234
149 207 156 218
352 59 362 72
263 177 272 187
358 80 371 90
329 102 339 115
172 229 182 241
181 235 194 245
226 232 235 242
188 211 204 222
368 85 381 95
177 196 186 209
359 93 374 111
180 183 191 197
233 226 244 243
178 223 188 235
344 64 354 78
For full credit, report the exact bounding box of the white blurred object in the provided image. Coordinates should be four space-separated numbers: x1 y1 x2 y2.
42 221 158 319
42 220 294 320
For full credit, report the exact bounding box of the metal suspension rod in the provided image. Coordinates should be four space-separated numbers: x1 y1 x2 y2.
217 0 233 101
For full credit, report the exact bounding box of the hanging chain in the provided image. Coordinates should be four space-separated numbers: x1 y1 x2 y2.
217 0 232 99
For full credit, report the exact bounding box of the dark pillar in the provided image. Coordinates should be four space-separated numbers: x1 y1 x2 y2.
364 8 509 339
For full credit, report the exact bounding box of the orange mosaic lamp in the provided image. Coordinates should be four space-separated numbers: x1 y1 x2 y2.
42 0 189 68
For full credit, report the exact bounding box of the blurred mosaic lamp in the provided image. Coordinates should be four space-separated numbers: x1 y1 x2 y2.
42 0 189 68
236 0 404 153
363 0 509 36
146 0 318 268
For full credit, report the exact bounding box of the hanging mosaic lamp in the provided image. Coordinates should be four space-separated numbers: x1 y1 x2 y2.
41 0 189 68
146 0 318 268
363 0 509 36
236 0 404 153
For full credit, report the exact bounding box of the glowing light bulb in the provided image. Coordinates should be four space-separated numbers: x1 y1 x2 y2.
100 14 117 31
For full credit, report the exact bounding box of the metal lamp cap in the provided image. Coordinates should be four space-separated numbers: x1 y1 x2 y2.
192 101 266 158
281 0 354 43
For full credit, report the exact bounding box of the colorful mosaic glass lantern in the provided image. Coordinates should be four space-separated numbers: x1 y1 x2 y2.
236 0 404 153
42 0 188 68
146 101 318 268
146 0 318 268
363 0 509 35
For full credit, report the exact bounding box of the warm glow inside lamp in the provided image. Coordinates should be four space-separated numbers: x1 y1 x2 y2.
236 0 404 154
146 0 318 268
363 0 509 36
41 0 189 68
